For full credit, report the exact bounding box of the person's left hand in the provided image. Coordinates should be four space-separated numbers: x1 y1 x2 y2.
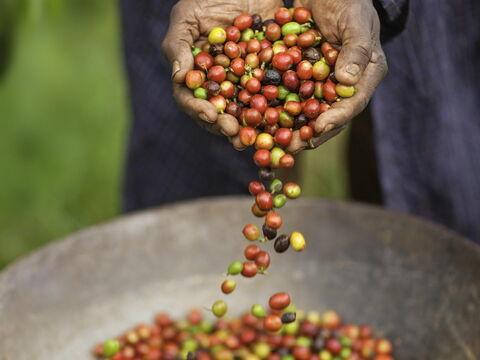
286 0 388 154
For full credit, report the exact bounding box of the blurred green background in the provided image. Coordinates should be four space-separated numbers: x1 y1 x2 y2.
0 0 348 269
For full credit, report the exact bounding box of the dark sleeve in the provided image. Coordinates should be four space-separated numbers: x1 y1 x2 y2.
373 0 409 42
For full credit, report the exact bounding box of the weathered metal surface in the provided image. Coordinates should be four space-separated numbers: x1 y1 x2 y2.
0 197 479 359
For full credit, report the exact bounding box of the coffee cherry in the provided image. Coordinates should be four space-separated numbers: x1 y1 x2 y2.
290 231 306 251
274 128 293 147
274 7 293 25
266 23 281 42
239 127 257 146
224 41 241 59
281 312 297 324
256 191 273 211
234 13 253 31
211 300 228 318
283 182 301 199
255 133 274 150
194 51 214 70
251 304 267 318
335 84 356 98
243 223 261 241
246 77 262 94
207 65 227 83
226 26 241 42
253 149 271 167
251 94 268 114
208 27 227 44
248 180 265 196
269 292 291 310
251 203 268 217
296 60 313 80
241 261 258 277
280 154 295 168
303 98 321 119
272 53 293 71
299 126 314 141
263 314 283 332
270 147 286 168
299 80 315 98
255 250 271 271
221 279 236 294
185 70 206 90
209 95 226 113
262 224 277 240
265 211 282 229
244 244 261 260
227 261 243 275
230 58 245 76
293 7 312 24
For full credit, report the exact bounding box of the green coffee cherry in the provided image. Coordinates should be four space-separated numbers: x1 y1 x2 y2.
227 261 243 275
285 93 301 103
255 31 266 40
191 47 202 56
277 85 289 100
251 304 267 318
194 87 208 100
281 22 302 35
273 194 287 209
211 300 227 318
241 28 255 42
270 179 283 193
103 339 120 357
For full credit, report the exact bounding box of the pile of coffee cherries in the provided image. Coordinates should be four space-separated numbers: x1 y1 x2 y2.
93 308 394 360
185 7 355 155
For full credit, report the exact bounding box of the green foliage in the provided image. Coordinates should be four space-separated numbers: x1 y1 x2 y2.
0 1 127 268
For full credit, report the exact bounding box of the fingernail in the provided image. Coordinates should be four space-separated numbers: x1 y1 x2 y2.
199 113 209 122
324 123 335 132
345 64 360 76
171 60 180 80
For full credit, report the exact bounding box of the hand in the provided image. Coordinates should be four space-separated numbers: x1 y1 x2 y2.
287 0 388 154
162 0 283 148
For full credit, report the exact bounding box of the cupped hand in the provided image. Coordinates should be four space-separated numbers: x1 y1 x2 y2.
162 0 283 147
287 0 388 154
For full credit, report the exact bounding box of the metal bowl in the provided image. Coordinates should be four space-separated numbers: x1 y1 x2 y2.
1 197 479 359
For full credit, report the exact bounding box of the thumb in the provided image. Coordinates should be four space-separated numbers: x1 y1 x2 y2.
162 4 197 83
334 19 373 86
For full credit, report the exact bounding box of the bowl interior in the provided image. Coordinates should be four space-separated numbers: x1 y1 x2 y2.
1 197 479 359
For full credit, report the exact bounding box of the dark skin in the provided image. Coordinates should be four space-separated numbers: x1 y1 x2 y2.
162 0 387 153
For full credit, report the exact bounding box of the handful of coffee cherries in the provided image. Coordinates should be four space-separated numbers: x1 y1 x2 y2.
185 7 355 159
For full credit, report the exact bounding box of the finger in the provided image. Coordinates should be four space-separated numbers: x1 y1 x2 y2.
286 131 307 154
293 0 309 7
229 135 247 151
334 6 376 85
162 3 198 83
217 114 240 137
194 118 221 135
315 47 387 133
286 125 346 154
173 83 218 124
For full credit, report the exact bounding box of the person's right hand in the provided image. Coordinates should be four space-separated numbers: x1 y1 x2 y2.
162 0 282 149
